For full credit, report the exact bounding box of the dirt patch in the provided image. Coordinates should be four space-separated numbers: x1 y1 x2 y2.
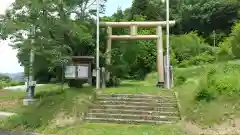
0 100 19 111
183 119 240 135
50 112 82 128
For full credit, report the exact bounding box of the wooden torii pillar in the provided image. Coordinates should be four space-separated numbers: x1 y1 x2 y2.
100 21 176 87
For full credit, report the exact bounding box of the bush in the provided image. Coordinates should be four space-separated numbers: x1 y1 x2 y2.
179 53 215 67
106 76 121 87
195 64 240 101
68 79 84 88
0 80 8 89
175 75 187 86
230 23 240 58
171 32 210 65
217 37 234 61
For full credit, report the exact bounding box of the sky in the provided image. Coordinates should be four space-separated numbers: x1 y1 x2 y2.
0 0 132 73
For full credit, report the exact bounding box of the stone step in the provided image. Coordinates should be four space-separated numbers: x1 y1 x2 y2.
90 104 178 111
98 94 175 99
89 109 179 116
96 100 177 107
87 113 179 121
97 97 176 103
85 117 173 125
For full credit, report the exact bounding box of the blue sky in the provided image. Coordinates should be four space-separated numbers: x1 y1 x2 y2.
0 0 132 73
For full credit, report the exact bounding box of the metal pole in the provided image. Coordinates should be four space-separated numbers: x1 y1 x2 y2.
28 47 35 99
213 30 216 47
166 0 170 89
96 0 100 89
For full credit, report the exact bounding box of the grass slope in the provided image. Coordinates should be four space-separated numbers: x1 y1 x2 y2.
172 62 240 126
0 84 185 135
0 84 95 133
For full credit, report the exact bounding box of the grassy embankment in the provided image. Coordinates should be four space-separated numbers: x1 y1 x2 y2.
0 84 184 135
2 62 240 134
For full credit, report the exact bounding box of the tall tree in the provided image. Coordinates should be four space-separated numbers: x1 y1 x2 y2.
0 0 106 82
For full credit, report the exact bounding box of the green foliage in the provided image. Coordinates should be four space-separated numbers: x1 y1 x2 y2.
217 37 234 61
106 76 121 88
175 76 187 86
171 32 215 67
68 79 85 88
1 85 95 130
177 0 240 42
217 22 240 60
230 23 240 58
195 64 240 102
0 81 7 89
1 0 107 85
0 74 11 82
179 52 216 67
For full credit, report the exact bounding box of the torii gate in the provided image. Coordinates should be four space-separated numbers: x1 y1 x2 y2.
100 21 176 87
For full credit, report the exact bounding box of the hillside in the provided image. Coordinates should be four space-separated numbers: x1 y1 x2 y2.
1 72 25 82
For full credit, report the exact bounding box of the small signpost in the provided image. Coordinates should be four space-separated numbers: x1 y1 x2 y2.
65 56 94 85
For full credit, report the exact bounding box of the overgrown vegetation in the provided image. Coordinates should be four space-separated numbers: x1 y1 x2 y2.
0 84 96 132
1 0 240 133
172 63 240 125
1 0 240 83
0 74 24 89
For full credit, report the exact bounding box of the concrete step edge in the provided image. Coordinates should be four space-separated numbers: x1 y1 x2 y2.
98 94 175 98
89 109 179 115
85 117 174 124
87 113 180 119
97 97 176 101
91 104 177 108
97 101 177 105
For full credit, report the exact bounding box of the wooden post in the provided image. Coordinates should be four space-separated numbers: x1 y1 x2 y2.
130 25 137 36
106 26 112 81
88 63 92 86
157 26 164 83
101 67 106 89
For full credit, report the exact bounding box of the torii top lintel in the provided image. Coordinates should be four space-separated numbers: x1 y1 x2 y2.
100 20 176 27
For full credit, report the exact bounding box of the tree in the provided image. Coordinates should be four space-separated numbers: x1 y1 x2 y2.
1 0 106 83
176 0 240 43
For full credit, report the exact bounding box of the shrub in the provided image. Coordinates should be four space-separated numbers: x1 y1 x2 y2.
171 32 210 65
179 53 215 67
217 37 234 61
68 79 84 88
230 22 240 58
195 64 240 101
175 75 187 86
106 76 121 87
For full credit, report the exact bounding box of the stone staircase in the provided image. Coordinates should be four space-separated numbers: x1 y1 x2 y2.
85 93 181 124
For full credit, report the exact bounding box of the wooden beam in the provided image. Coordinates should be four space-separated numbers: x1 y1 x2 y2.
110 35 158 40
100 21 176 27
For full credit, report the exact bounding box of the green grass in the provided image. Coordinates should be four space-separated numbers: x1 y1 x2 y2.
0 89 25 112
0 83 186 135
0 84 96 132
173 62 240 125
103 80 173 96
0 84 64 112
55 123 184 135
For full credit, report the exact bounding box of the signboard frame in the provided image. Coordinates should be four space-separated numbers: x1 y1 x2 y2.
64 56 94 85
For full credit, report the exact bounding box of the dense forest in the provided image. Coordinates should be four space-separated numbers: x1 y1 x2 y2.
1 0 240 83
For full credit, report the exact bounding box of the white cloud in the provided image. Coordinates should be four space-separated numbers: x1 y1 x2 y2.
0 0 23 73
0 0 132 73
0 0 15 14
